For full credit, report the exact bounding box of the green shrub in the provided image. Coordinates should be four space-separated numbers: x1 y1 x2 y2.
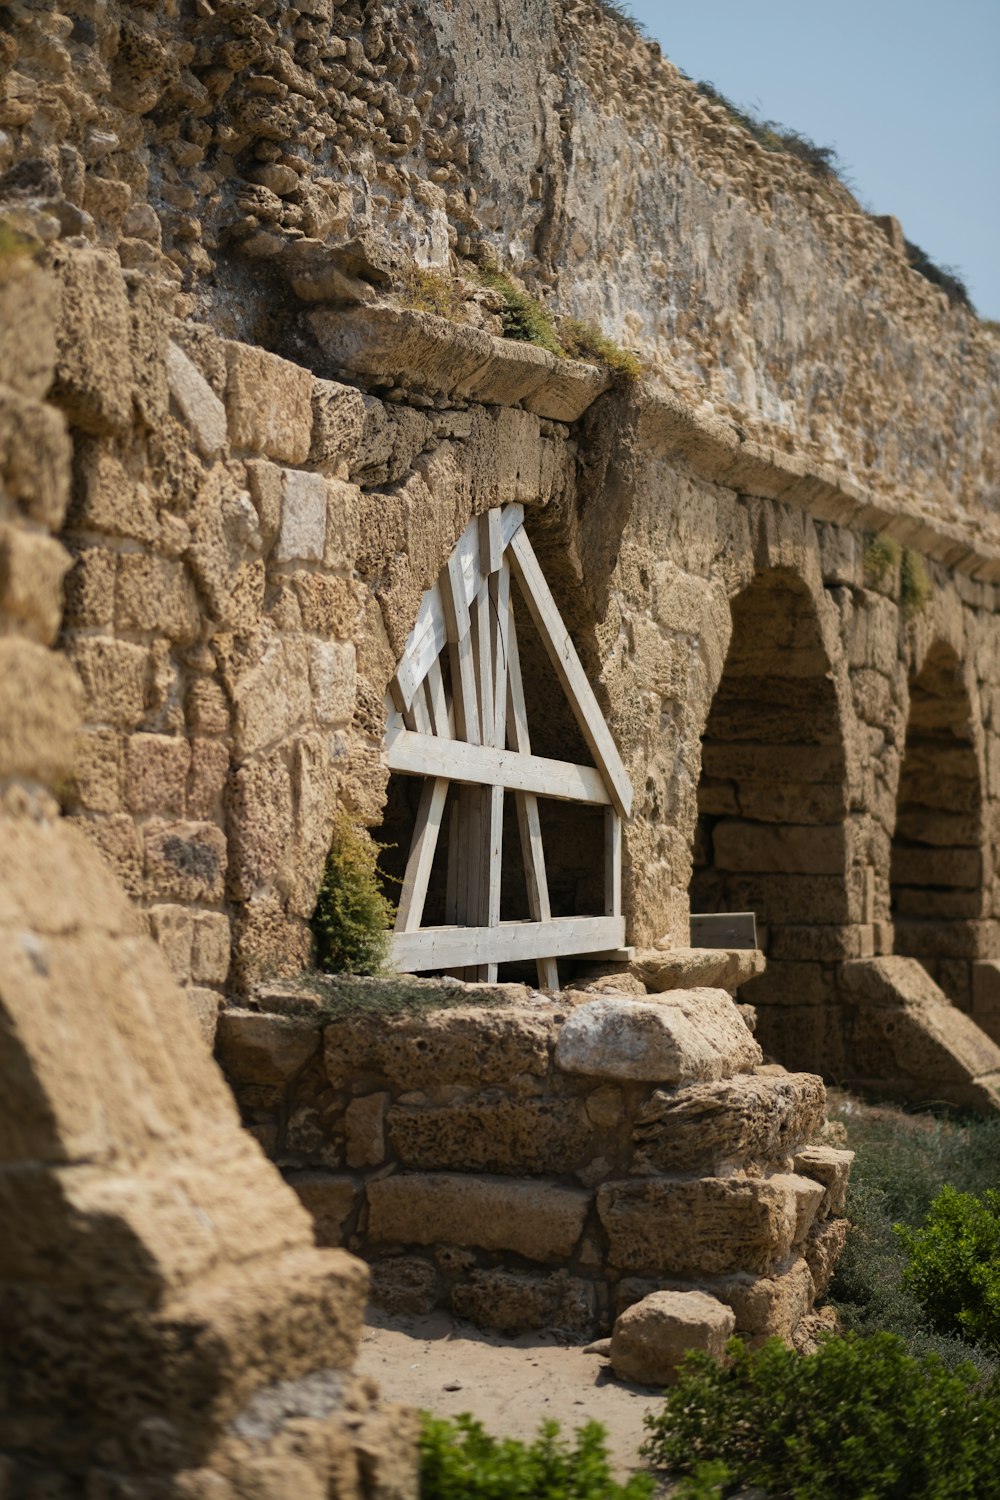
863 532 901 585
641 1332 1000 1499
419 1413 654 1499
904 239 973 312
476 265 565 355
897 1186 1000 1352
900 548 932 617
397 264 466 321
311 812 394 976
829 1095 1000 1377
561 318 642 382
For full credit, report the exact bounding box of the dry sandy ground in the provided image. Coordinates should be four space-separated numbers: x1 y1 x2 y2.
357 1306 665 1483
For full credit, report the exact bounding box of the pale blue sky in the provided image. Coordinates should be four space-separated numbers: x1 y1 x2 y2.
626 1 1000 321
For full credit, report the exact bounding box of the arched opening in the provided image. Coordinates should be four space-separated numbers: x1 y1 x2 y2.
690 568 850 1069
376 505 631 989
890 643 984 1010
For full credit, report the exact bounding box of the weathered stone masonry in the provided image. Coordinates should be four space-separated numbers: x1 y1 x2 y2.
1 0 1000 1482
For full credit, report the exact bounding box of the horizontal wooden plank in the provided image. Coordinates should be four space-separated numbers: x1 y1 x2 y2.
391 914 625 971
386 729 610 804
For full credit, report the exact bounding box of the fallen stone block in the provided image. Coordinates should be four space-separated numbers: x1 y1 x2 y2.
632 945 766 995
610 1290 734 1386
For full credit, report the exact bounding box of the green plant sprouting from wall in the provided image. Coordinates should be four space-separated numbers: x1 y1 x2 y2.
900 548 932 619
863 533 902 586
311 812 395 976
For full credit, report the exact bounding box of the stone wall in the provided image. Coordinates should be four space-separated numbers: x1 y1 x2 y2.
217 974 852 1346
0 255 415 1499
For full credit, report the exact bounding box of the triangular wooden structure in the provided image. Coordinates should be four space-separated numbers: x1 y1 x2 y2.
384 503 633 988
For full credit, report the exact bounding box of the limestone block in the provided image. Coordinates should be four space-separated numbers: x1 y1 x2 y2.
0 260 57 400
554 991 761 1084
451 1268 597 1335
216 1008 321 1086
166 340 228 459
225 342 313 463
309 639 357 727
187 986 223 1047
69 812 144 898
310 377 366 472
711 822 847 876
124 734 190 817
370 1256 440 1316
287 1171 359 1247
634 946 766 995
187 738 230 821
245 457 284 552
0 388 71 532
71 441 159 544
610 1290 735 1387
230 895 313 993
324 1004 556 1090
143 820 227 905
0 640 82 784
191 912 231 986
792 1145 854 1218
71 728 124 813
186 465 264 632
63 544 117 631
226 752 294 897
632 1072 828 1173
232 636 312 759
276 469 327 562
386 1094 594 1175
892 845 982 890
0 525 71 645
49 247 133 434
804 1217 850 1297
148 903 195 983
367 1174 590 1261
66 636 148 728
323 476 362 569
293 573 365 637
711 1257 815 1341
345 1092 389 1168
186 679 230 738
597 1173 824 1277
770 925 874 962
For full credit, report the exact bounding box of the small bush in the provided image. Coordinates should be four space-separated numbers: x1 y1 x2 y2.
900 548 932 617
397 264 466 321
561 318 642 382
897 1186 1000 1352
311 813 394 976
695 81 841 179
419 1412 654 1499
476 265 565 356
863 532 901 585
905 239 973 311
641 1332 1000 1499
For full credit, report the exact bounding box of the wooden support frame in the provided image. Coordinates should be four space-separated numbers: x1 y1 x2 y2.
385 506 632 989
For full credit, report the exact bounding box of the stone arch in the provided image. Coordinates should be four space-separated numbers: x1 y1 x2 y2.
890 640 986 1010
690 565 852 1068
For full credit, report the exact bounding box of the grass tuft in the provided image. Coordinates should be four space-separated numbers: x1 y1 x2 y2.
900 548 932 618
561 317 643 382
863 533 902 585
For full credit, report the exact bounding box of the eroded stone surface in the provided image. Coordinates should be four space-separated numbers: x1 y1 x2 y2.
555 991 761 1083
610 1290 735 1387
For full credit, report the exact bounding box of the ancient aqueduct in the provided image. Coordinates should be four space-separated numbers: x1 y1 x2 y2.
1 0 999 1492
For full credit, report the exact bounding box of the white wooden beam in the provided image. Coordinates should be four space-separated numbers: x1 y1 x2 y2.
605 808 622 918
507 526 633 819
386 730 610 805
394 777 449 933
391 914 625 972
392 505 525 711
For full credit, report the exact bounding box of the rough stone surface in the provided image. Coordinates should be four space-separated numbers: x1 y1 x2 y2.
597 1174 825 1276
367 1174 590 1261
610 1290 735 1387
555 992 761 1082
633 1073 829 1172
634 947 767 995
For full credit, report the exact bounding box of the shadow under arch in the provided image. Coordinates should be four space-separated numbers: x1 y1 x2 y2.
690 566 851 1070
891 640 985 1011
